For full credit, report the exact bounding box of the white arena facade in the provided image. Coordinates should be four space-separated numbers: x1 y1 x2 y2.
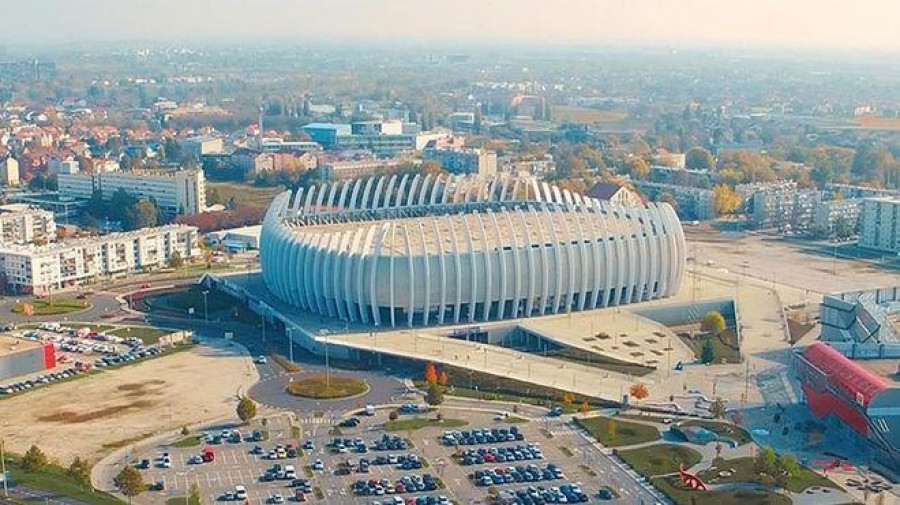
260 174 686 328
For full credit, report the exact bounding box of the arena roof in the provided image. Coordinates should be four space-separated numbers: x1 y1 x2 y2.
802 342 889 408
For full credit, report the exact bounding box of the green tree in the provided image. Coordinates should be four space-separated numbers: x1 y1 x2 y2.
113 465 145 502
755 446 778 476
67 456 92 487
778 453 800 480
685 147 716 171
425 382 444 406
710 398 726 419
189 483 202 504
168 250 184 268
701 338 716 364
701 311 726 335
21 445 48 473
237 396 257 424
833 215 855 239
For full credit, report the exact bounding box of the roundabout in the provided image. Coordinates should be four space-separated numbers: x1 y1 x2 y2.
286 374 370 400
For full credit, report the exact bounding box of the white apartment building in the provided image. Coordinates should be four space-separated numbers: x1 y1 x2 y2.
0 224 200 294
859 197 900 254
0 205 56 246
1 157 19 186
57 169 206 215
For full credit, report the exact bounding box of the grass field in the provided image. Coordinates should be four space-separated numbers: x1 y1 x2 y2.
12 297 90 315
681 420 752 445
109 326 170 345
385 417 468 432
6 453 125 504
208 182 281 209
166 496 201 505
575 416 661 447
652 475 791 505
551 106 628 124
172 435 203 448
287 375 369 399
618 444 702 477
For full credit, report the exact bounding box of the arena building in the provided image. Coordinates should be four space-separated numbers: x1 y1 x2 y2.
260 174 686 327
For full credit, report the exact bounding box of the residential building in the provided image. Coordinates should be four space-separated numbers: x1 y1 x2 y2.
318 159 404 180
0 205 56 245
0 157 19 186
859 197 900 254
586 182 643 207
183 136 224 157
499 155 555 176
742 181 820 231
813 199 862 235
0 224 200 295
632 181 716 221
258 138 320 154
57 169 206 215
649 165 712 188
823 183 899 201
59 158 79 174
231 149 317 177
423 147 497 176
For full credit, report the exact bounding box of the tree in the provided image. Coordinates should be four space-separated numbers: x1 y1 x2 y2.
168 250 184 269
626 157 650 180
710 398 726 419
833 215 855 239
236 395 257 424
207 186 223 206
425 382 444 406
701 338 716 364
114 465 145 502
181 425 190 435
701 311 726 335
712 184 742 215
629 383 649 401
424 362 439 385
686 147 716 171
659 192 678 212
189 483 202 504
67 457 92 487
389 410 399 421
21 445 48 473
562 392 575 405
578 401 591 414
438 371 450 387
606 419 617 443
755 446 778 476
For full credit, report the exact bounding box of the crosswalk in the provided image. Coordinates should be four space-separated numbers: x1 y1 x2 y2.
296 417 336 425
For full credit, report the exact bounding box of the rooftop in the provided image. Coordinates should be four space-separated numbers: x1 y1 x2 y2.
0 335 42 358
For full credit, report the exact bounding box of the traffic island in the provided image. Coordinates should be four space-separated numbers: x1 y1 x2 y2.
286 375 369 399
12 297 91 316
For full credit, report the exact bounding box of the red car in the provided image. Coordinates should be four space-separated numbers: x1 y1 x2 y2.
294 490 307 501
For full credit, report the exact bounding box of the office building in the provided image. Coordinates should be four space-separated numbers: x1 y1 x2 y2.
0 205 56 246
318 159 404 180
57 169 206 215
260 174 686 328
0 224 200 295
859 197 900 254
301 123 352 147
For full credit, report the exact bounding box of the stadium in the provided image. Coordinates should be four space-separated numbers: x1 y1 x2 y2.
259 173 686 328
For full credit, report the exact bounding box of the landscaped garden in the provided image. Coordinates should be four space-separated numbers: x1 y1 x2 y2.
575 416 661 447
287 375 369 399
617 444 702 477
12 297 90 315
681 420 752 445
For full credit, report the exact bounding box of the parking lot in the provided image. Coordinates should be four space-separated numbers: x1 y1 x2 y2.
132 403 661 505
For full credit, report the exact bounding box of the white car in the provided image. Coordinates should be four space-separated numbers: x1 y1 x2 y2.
312 459 324 470
254 355 267 364
235 485 247 500
270 493 285 503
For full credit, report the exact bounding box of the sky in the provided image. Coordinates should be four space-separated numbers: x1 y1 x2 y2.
5 0 900 52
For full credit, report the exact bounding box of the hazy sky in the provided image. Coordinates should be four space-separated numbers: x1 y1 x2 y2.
6 0 900 51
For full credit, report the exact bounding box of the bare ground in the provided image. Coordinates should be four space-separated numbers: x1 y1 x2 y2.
0 340 258 465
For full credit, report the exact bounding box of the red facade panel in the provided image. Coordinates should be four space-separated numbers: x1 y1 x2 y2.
802 342 887 408
802 383 870 436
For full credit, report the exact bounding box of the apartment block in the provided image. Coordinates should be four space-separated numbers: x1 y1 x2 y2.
859 197 900 254
0 224 200 295
423 147 497 176
632 181 716 221
0 205 56 246
57 169 206 215
743 181 820 231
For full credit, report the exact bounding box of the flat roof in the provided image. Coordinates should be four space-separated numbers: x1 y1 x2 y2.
0 335 43 358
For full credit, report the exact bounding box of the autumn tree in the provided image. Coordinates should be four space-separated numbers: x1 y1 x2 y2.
579 401 591 414
562 392 576 405
114 465 145 502
67 456 92 487
236 395 257 424
626 157 650 180
629 382 649 401
701 311 726 335
712 184 742 215
685 147 716 171
21 445 48 473
424 362 439 385
438 371 450 387
168 250 184 268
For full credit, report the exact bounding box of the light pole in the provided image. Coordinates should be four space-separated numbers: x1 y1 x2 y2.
323 331 330 390
201 290 209 323
1 437 8 499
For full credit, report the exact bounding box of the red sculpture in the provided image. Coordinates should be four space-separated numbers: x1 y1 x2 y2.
679 462 709 491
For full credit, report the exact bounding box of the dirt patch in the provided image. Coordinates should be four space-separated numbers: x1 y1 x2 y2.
37 400 157 423
116 379 165 391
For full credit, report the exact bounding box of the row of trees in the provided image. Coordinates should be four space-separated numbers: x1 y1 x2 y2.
82 188 164 231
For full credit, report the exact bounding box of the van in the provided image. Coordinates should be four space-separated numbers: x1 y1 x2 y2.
364 404 376 416
235 485 247 500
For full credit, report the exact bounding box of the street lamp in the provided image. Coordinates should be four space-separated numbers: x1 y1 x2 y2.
201 290 209 323
287 326 294 365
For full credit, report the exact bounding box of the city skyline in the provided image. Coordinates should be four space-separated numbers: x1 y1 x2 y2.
4 0 900 52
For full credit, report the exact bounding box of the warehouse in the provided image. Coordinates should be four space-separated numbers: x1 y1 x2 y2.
0 335 55 382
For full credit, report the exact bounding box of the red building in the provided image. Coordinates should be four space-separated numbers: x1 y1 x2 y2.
795 342 900 475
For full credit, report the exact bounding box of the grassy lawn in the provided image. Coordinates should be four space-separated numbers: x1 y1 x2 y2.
682 331 741 364
575 416 660 447
5 454 125 504
618 444 702 478
681 420 752 445
109 326 171 345
208 182 281 209
12 297 90 315
164 288 236 313
287 375 369 399
385 417 468 432
652 475 791 505
172 435 203 448
699 457 841 493
271 353 301 372
166 496 201 505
